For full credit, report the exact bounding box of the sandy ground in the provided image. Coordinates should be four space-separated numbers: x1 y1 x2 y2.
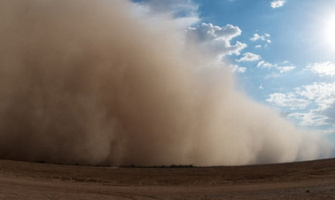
1 159 335 199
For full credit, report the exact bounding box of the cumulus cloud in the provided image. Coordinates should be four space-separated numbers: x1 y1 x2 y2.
257 61 274 68
270 82 335 127
271 0 286 8
307 61 335 77
277 65 296 73
186 23 247 57
187 23 241 42
229 64 246 73
288 111 329 126
296 82 335 111
266 93 309 110
257 60 295 73
250 33 271 43
289 103 335 127
236 52 261 62
271 82 335 112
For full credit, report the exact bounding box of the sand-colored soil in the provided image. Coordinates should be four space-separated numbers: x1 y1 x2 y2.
1 159 335 199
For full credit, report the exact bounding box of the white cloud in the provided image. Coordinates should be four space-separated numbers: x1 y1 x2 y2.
295 82 335 111
250 33 271 43
257 60 274 68
229 64 246 73
307 61 335 77
186 23 247 57
266 93 309 110
288 111 329 126
255 45 261 48
135 1 247 59
277 65 295 73
257 60 295 73
268 82 335 113
236 52 261 62
188 23 241 42
271 0 286 8
269 82 335 127
257 61 272 68
259 84 264 90
250 34 260 41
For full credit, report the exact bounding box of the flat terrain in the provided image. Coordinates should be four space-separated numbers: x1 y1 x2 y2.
1 159 335 199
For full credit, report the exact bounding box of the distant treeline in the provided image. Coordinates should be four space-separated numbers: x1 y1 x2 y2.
121 164 194 168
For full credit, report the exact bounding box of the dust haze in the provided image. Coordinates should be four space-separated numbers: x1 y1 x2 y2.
0 0 331 166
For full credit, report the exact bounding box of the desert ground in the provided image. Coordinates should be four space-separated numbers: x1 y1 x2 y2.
1 159 335 199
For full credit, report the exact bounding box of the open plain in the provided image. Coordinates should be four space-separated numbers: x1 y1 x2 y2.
1 159 335 199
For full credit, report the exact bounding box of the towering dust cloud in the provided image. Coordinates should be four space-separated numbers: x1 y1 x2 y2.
0 0 332 166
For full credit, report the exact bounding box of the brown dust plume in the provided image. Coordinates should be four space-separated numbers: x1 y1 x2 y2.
0 0 332 166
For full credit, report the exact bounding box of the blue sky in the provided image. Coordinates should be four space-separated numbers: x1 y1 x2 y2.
132 0 335 137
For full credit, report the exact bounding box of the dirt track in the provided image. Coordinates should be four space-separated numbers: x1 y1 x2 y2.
1 159 335 199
